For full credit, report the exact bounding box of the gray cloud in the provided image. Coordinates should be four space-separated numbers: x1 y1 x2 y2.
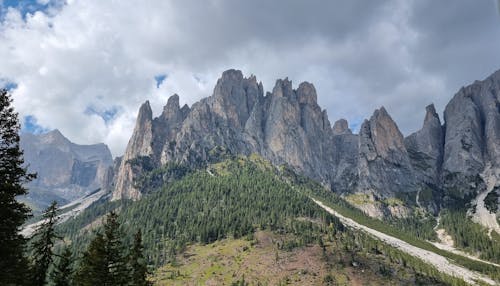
0 0 499 156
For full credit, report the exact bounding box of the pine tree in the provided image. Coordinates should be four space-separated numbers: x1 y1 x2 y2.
0 89 36 285
51 246 73 286
104 211 128 285
75 232 108 286
75 212 128 286
30 201 61 285
129 230 150 286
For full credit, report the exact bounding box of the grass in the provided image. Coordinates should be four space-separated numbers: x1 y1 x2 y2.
151 230 442 286
307 190 500 282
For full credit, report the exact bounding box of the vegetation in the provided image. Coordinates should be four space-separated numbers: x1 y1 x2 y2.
440 208 500 263
30 201 61 285
129 230 150 286
152 229 469 285
56 155 492 285
51 246 74 286
298 175 500 281
61 157 343 267
0 89 36 285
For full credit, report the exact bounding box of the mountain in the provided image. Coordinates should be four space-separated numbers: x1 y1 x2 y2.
59 156 488 285
111 69 500 218
20 129 113 212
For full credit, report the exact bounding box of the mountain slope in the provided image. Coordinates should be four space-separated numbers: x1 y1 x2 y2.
312 199 496 285
57 155 498 285
20 129 113 212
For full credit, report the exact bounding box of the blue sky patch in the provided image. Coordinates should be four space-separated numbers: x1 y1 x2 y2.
85 105 120 124
1 0 63 21
154 74 167 88
22 115 48 134
1 80 17 91
349 117 364 133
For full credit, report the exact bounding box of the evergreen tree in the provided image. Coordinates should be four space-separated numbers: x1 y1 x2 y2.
75 212 128 286
103 211 128 285
129 230 149 286
51 246 73 286
31 201 61 285
0 89 36 285
75 233 108 286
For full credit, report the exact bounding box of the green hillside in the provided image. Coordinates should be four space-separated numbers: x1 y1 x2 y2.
57 155 475 285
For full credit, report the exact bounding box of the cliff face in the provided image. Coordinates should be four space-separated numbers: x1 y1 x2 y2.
20 130 113 210
111 68 500 215
357 107 417 197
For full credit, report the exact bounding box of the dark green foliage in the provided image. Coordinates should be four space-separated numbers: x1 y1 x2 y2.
74 233 108 286
340 229 468 286
484 188 499 214
387 216 437 241
305 179 500 281
440 209 500 263
117 159 343 266
129 230 150 286
134 162 190 194
103 212 128 285
59 158 343 267
74 212 149 286
30 201 61 285
57 155 497 285
0 89 36 285
51 246 73 286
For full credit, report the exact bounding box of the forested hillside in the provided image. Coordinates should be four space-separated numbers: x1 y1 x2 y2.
57 155 479 285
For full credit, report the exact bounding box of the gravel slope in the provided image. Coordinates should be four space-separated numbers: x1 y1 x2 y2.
312 198 497 286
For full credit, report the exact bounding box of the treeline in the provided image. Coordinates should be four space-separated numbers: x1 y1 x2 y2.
299 174 500 281
60 158 344 267
440 208 500 263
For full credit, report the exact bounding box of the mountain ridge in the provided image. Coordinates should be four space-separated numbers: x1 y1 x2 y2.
111 68 500 219
20 129 114 212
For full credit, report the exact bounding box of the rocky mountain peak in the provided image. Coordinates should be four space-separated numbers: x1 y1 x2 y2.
272 78 294 99
208 69 262 129
20 130 113 211
424 104 439 125
297 82 318 105
220 69 243 82
333 119 352 135
110 68 500 215
137 100 153 125
40 129 70 145
161 94 181 119
369 107 406 160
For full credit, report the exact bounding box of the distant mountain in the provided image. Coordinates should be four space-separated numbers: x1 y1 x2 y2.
20 129 113 212
111 69 500 219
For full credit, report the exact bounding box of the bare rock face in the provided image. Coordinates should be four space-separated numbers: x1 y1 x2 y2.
357 108 416 197
111 68 500 216
405 104 444 185
441 71 500 200
113 101 154 200
333 119 352 135
20 130 113 211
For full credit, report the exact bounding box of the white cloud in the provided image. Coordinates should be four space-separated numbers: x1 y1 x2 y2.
0 0 499 157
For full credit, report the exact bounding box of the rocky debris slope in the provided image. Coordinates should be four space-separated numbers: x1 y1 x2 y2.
112 69 500 217
312 198 497 286
20 130 113 211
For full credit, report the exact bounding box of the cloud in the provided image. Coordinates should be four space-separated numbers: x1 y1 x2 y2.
0 0 499 157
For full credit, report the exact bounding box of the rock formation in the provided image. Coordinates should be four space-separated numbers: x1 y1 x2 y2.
20 129 113 211
111 68 500 217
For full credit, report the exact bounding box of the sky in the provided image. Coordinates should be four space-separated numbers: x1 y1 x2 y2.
1 0 500 157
